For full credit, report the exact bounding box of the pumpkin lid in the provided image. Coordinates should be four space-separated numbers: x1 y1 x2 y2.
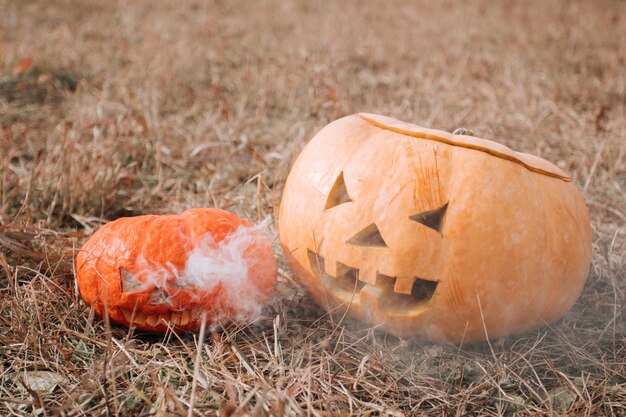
358 113 571 181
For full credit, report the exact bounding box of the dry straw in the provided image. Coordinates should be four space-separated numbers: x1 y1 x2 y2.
0 0 624 415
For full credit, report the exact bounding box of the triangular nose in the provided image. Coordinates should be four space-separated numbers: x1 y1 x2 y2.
346 223 388 247
147 288 172 306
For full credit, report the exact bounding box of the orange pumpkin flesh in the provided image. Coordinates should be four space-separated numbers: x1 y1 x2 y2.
279 113 592 343
76 208 277 332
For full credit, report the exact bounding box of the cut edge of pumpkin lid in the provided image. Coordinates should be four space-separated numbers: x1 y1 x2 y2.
358 113 571 182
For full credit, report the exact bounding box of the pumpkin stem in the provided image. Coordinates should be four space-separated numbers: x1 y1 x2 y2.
452 127 474 136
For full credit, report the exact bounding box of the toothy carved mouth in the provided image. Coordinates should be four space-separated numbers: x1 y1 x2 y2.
307 250 438 314
120 307 204 327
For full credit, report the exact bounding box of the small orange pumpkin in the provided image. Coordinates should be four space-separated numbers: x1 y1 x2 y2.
76 208 277 332
279 113 592 343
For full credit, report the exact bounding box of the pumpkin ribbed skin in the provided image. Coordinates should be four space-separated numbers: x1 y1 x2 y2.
279 114 591 343
76 208 277 332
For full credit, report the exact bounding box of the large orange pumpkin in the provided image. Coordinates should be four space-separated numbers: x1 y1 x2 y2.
279 113 592 343
76 208 277 332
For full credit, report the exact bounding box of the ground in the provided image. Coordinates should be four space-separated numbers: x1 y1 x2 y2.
0 0 624 415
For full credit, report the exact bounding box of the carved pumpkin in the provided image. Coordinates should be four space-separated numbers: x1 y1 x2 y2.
279 113 592 343
76 208 277 332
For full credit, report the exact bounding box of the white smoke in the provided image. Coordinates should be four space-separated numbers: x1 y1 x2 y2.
133 219 275 323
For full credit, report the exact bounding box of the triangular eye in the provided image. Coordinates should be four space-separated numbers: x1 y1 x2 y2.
347 223 388 247
325 171 352 209
409 202 448 233
147 288 172 306
120 268 144 293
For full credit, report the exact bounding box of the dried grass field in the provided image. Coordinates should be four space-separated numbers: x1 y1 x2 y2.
0 0 625 415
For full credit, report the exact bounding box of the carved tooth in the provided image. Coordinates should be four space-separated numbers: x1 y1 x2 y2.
191 307 204 321
357 265 378 285
324 258 351 278
145 314 159 327
307 250 323 274
121 309 132 322
133 311 147 325
158 313 170 325
394 276 416 295
179 310 191 326
192 307 203 320
170 312 181 325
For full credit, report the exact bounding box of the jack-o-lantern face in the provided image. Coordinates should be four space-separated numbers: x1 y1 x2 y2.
279 114 592 343
76 208 277 332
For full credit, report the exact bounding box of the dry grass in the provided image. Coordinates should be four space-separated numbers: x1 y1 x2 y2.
0 0 624 415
